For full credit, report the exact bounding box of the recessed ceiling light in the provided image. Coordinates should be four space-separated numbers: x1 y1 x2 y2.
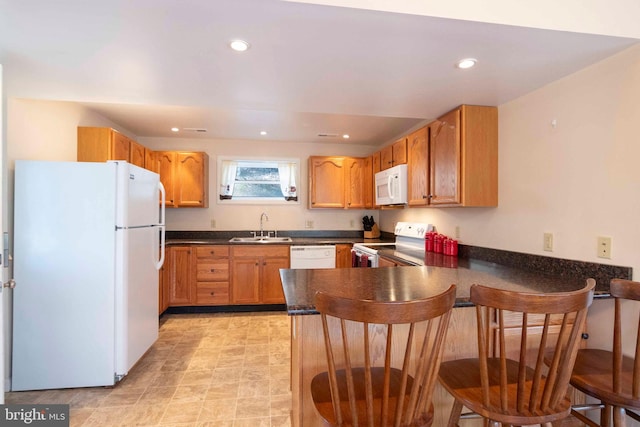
171 127 179 132
260 131 267 136
457 58 477 69
342 134 350 139
229 39 250 52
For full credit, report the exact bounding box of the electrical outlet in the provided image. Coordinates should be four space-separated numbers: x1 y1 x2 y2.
455 226 460 239
210 219 216 229
597 236 612 259
350 219 355 228
305 220 314 229
543 233 553 252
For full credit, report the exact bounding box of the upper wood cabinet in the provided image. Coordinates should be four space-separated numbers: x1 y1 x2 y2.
379 137 408 170
429 105 498 207
344 157 372 209
309 156 345 208
156 151 209 208
78 127 136 164
129 140 146 168
407 126 430 206
309 156 373 209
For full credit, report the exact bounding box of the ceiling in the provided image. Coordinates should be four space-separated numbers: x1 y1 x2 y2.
0 0 637 146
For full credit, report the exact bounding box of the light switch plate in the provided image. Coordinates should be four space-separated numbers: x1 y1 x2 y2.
543 232 553 252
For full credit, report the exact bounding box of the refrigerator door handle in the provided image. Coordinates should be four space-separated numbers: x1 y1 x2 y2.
156 181 166 270
158 181 166 226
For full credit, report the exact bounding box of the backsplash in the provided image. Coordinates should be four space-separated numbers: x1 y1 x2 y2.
459 244 632 292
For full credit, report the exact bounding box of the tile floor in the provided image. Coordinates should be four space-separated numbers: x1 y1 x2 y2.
6 311 292 426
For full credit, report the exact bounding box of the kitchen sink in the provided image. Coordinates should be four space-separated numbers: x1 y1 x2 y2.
229 236 293 243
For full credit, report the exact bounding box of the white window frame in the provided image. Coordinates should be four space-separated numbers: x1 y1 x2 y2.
217 156 301 205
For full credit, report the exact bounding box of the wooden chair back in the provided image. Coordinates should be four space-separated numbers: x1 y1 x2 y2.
470 279 595 425
609 278 640 401
311 284 456 427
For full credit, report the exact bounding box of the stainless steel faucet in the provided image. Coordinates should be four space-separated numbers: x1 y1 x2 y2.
259 212 269 237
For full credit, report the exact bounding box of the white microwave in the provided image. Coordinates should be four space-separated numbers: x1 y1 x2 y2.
375 164 408 205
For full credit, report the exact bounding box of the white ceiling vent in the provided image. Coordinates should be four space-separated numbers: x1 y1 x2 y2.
182 128 208 133
317 133 339 138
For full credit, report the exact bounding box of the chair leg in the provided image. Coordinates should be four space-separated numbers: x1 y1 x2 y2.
602 403 612 427
446 399 463 427
613 406 627 427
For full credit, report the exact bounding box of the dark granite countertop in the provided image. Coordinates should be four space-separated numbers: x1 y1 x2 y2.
279 259 609 315
166 237 391 246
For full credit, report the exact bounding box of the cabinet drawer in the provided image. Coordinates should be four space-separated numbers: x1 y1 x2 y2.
196 282 229 304
196 261 229 281
196 245 229 258
232 245 289 258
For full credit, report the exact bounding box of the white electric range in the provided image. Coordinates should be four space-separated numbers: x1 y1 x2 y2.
351 222 433 267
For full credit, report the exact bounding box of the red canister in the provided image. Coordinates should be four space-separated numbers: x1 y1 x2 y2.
434 234 444 253
425 232 435 252
450 239 458 256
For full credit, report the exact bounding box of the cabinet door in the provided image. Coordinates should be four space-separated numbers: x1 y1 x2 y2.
380 145 393 170
231 258 261 304
335 244 352 268
111 131 131 161
372 151 381 175
309 157 345 208
430 108 461 205
129 140 146 168
261 257 289 304
407 126 430 206
168 246 194 305
392 137 407 166
157 151 177 207
145 149 158 173
344 157 369 209
176 152 209 207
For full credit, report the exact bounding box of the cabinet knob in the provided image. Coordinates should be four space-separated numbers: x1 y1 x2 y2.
210 291 215 296
428 194 433 199
210 269 215 272
422 195 427 199
210 251 215 255
255 262 259 266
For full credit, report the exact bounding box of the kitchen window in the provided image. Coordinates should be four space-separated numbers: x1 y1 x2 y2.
218 157 299 204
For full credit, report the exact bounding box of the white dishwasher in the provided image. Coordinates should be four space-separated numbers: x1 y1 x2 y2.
290 245 336 269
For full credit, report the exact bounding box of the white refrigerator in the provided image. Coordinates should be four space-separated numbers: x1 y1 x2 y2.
12 160 166 391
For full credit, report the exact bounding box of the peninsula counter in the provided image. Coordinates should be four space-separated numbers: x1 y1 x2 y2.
280 261 607 427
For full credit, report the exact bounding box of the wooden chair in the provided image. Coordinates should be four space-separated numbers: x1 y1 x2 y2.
311 284 457 427
568 278 640 427
438 279 595 427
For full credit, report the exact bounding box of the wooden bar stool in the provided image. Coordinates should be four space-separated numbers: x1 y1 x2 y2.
568 278 640 427
438 279 595 427
311 284 456 427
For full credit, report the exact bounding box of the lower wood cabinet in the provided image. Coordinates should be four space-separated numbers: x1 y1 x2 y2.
195 245 230 305
335 244 352 268
231 245 290 304
166 246 195 305
164 244 289 307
